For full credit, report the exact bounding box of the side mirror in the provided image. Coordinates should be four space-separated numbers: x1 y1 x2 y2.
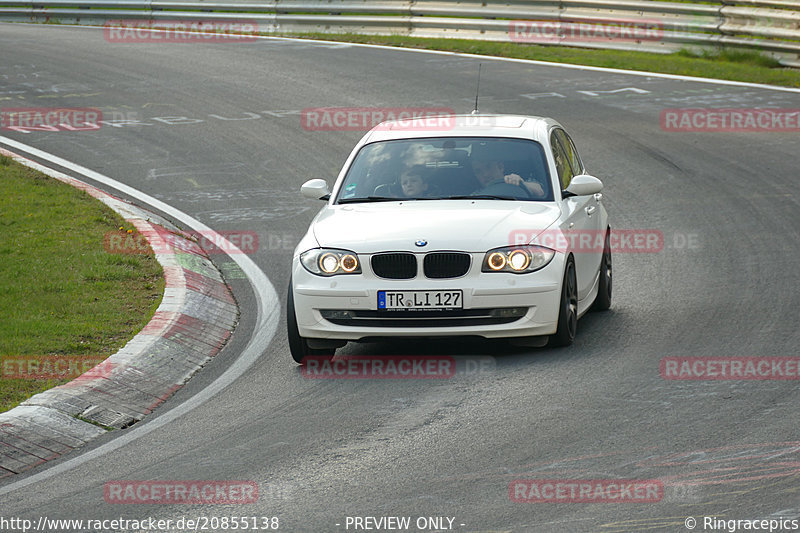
301 179 330 200
564 174 603 197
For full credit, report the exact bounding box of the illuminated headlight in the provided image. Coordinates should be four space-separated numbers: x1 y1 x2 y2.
301 248 362 276
481 246 555 274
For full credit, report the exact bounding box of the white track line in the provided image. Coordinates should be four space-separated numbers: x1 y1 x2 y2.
0 136 280 495
3 21 800 93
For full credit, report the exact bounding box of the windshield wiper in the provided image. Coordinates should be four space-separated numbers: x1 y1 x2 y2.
338 196 403 204
443 194 519 201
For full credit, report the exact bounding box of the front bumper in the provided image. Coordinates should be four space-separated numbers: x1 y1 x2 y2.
290 252 565 341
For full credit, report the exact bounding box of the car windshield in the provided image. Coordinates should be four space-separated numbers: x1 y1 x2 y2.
335 137 553 203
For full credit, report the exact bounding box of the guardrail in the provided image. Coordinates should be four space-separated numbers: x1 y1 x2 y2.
1 0 798 67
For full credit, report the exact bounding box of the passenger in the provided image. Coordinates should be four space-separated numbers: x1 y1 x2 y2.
400 166 433 197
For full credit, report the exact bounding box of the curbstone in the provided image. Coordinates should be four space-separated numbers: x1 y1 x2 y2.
0 147 240 479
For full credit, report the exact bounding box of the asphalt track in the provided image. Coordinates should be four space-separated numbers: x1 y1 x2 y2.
1 23 799 533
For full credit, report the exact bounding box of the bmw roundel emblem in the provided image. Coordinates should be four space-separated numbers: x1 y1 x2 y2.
415 239 427 247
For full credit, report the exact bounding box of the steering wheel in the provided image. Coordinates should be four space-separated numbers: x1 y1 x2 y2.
477 178 534 199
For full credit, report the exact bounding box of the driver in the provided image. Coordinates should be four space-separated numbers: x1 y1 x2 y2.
470 145 545 198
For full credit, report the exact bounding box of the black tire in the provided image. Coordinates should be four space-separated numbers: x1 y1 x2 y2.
287 280 335 365
549 257 578 347
592 228 612 312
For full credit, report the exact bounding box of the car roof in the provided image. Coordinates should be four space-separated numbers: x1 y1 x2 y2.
362 114 560 145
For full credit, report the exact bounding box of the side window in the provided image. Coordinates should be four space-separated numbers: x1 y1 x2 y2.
556 129 584 176
550 132 575 190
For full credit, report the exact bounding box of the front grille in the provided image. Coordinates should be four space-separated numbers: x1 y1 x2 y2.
424 252 471 279
321 308 526 328
371 253 417 279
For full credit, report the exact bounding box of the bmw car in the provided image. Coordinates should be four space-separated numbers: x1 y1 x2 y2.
287 114 611 363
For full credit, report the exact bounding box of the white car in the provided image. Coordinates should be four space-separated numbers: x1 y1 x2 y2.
288 114 611 363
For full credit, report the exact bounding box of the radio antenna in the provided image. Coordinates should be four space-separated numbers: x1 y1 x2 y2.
471 63 482 115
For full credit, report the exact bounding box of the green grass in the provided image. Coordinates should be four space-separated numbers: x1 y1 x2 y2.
275 33 800 88
0 156 164 413
675 47 782 68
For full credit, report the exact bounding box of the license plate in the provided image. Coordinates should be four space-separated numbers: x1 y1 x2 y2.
378 290 462 310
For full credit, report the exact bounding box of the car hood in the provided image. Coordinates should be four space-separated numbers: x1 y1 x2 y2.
310 200 561 253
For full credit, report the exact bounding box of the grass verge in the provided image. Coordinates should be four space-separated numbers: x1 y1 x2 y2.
277 33 800 88
0 154 164 413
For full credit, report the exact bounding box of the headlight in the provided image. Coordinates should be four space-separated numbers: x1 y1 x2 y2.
481 246 555 274
300 248 362 276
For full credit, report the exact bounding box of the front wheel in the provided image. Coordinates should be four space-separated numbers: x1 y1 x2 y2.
549 257 578 347
287 281 335 365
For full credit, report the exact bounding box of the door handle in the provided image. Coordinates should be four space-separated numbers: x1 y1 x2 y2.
585 206 596 216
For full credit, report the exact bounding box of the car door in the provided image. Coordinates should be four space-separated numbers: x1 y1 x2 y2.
551 128 602 301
